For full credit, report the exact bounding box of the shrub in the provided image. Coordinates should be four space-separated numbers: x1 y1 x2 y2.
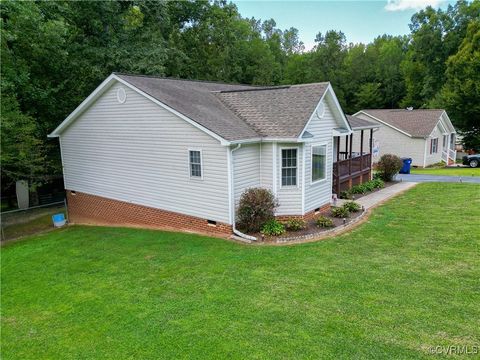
316 216 334 228
343 201 361 213
371 178 384 189
236 188 278 233
351 183 367 194
331 206 350 218
376 154 402 181
339 190 352 199
285 218 306 231
261 219 285 236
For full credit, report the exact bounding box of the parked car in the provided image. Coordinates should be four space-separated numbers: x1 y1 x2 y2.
463 154 479 168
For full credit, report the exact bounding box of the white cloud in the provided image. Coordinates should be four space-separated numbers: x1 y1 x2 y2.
384 0 445 11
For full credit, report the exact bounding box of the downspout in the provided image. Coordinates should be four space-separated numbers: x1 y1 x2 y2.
230 144 257 241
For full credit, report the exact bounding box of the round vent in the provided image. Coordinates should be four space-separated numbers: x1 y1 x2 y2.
316 102 325 118
116 87 127 104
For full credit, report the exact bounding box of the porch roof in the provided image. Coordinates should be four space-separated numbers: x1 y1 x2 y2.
346 115 379 130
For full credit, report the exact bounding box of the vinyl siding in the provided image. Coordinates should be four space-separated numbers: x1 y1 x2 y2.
355 113 427 167
425 124 444 166
60 81 230 223
233 144 261 205
260 142 273 190
304 99 336 212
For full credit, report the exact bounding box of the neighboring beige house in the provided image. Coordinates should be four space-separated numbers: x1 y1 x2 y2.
353 109 457 167
49 73 362 239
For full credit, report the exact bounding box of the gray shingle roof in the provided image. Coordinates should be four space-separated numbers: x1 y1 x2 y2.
116 74 329 141
116 74 259 141
346 115 379 130
217 83 329 138
359 109 445 137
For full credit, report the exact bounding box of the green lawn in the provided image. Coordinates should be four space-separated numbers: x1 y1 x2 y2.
2 183 479 359
410 166 479 176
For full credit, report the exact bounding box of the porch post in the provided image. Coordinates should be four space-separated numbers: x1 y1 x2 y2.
360 130 364 183
369 129 374 180
369 129 373 154
345 134 349 157
349 133 353 185
336 136 340 162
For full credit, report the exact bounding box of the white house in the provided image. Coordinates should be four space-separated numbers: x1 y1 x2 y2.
49 73 376 239
353 109 457 167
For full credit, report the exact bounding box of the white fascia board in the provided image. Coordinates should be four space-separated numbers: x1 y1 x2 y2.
440 111 456 134
48 74 231 146
298 83 352 140
435 119 448 135
353 111 413 138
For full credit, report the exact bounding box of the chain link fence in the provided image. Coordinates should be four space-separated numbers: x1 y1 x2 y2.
1 200 68 242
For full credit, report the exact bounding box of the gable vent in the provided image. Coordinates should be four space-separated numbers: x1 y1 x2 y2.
116 87 127 104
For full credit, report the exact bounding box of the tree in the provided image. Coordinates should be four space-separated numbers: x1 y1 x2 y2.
437 20 480 150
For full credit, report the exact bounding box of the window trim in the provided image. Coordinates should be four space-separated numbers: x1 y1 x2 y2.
188 148 203 180
280 146 299 188
310 142 328 185
430 138 438 154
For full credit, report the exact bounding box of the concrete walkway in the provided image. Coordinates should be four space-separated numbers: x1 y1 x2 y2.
337 182 418 210
395 173 480 184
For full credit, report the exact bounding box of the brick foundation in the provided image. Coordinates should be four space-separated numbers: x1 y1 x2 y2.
66 191 232 237
276 203 331 222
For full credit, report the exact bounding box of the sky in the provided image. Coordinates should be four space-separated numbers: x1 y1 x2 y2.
232 0 456 49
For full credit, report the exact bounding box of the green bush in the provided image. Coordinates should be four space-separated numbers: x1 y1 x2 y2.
342 201 361 213
350 183 367 194
331 206 350 218
261 219 286 236
376 154 402 181
339 190 353 199
316 216 334 228
285 218 306 231
371 178 385 189
236 188 278 233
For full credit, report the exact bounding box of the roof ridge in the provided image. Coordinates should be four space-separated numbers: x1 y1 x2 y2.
217 86 290 94
363 108 445 112
113 72 259 87
290 82 330 88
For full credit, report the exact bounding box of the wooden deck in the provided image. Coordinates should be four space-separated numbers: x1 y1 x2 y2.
333 153 372 195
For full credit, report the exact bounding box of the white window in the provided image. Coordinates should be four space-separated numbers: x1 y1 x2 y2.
281 148 297 186
312 145 327 183
189 150 202 178
430 138 438 154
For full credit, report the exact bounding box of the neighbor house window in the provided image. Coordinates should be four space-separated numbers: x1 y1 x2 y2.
189 150 202 178
430 138 438 154
281 148 297 186
312 145 327 183
443 135 448 149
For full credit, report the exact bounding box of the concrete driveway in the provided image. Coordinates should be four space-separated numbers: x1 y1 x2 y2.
395 173 480 183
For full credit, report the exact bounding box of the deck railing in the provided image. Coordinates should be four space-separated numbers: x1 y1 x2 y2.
332 153 372 194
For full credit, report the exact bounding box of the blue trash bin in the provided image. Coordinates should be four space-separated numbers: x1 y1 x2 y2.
52 213 66 228
399 158 412 174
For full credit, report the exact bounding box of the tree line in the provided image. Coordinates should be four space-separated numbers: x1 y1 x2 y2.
1 0 479 188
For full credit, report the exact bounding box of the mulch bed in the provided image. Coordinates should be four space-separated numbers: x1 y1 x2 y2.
341 181 398 200
250 209 364 243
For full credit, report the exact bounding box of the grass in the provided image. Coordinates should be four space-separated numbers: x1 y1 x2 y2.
2 183 479 359
410 166 479 176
